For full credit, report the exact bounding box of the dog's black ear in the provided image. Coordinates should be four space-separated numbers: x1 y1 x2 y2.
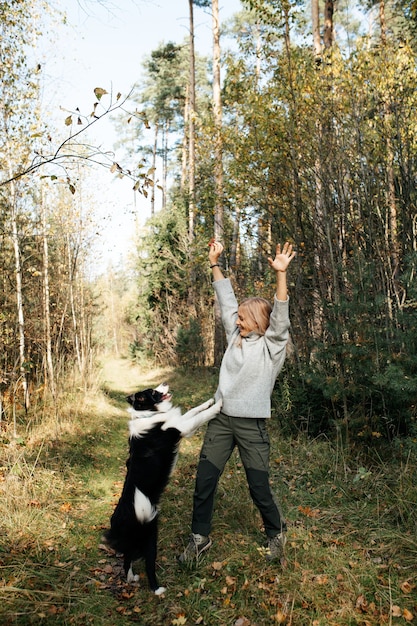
127 393 144 405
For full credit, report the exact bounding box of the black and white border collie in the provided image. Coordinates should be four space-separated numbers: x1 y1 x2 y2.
104 383 222 595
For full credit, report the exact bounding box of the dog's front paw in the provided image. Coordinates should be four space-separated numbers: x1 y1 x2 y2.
199 398 214 411
154 586 166 595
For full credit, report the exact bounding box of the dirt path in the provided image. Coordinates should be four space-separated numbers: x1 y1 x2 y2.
99 356 171 395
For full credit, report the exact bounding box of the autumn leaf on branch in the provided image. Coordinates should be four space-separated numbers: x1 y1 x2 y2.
94 87 108 100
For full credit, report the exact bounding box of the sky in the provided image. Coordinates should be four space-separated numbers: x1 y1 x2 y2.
41 0 242 272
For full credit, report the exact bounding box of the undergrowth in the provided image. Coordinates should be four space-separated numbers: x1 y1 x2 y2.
0 357 416 625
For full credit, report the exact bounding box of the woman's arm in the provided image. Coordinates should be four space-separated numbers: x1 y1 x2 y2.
208 240 225 281
267 242 296 301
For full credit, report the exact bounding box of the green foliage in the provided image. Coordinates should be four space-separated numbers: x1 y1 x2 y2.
176 317 205 367
132 206 192 362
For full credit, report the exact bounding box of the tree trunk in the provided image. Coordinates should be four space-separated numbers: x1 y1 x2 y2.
230 204 241 271
162 120 169 210
188 0 196 241
380 0 399 283
212 0 225 367
212 0 223 243
379 0 386 44
151 122 158 216
311 0 321 58
67 234 82 374
181 84 189 192
9 174 29 411
323 0 334 49
41 186 56 400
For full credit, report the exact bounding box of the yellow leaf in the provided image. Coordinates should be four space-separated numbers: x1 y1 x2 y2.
94 87 108 100
64 115 72 126
391 605 402 617
400 581 415 594
121 591 134 599
212 561 224 571
172 615 187 626
312 574 328 585
403 608 414 622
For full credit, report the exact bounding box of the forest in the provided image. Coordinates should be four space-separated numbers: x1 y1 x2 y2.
1 0 417 624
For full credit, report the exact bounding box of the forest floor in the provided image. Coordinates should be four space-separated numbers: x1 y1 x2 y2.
0 356 416 625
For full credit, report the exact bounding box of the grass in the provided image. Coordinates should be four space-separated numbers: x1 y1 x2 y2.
0 356 416 625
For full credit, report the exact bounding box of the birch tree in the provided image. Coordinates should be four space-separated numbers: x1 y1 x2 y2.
0 0 42 410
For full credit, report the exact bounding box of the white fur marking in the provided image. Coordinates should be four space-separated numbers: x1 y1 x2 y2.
154 586 166 595
134 488 157 523
128 414 165 438
127 567 139 583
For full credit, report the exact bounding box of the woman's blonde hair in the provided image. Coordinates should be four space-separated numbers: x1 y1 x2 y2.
238 297 272 335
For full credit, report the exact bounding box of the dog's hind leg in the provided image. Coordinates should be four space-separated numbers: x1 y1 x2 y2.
144 530 166 595
124 554 139 583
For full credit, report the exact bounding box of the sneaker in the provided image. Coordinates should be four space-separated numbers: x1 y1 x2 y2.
178 533 212 564
266 532 287 562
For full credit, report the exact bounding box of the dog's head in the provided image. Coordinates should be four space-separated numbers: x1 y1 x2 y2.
126 383 173 414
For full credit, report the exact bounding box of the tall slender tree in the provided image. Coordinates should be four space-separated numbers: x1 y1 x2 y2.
0 0 42 410
188 0 197 240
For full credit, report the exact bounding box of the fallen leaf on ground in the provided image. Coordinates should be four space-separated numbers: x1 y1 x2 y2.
234 618 251 626
391 605 402 617
400 581 415 594
298 505 320 518
274 610 287 623
212 561 224 571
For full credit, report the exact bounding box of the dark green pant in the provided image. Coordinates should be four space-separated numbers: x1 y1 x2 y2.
191 413 285 538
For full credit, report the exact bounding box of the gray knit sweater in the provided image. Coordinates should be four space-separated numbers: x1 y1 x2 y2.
213 278 290 418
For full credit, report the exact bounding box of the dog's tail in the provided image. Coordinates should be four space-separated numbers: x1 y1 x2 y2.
134 488 158 523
